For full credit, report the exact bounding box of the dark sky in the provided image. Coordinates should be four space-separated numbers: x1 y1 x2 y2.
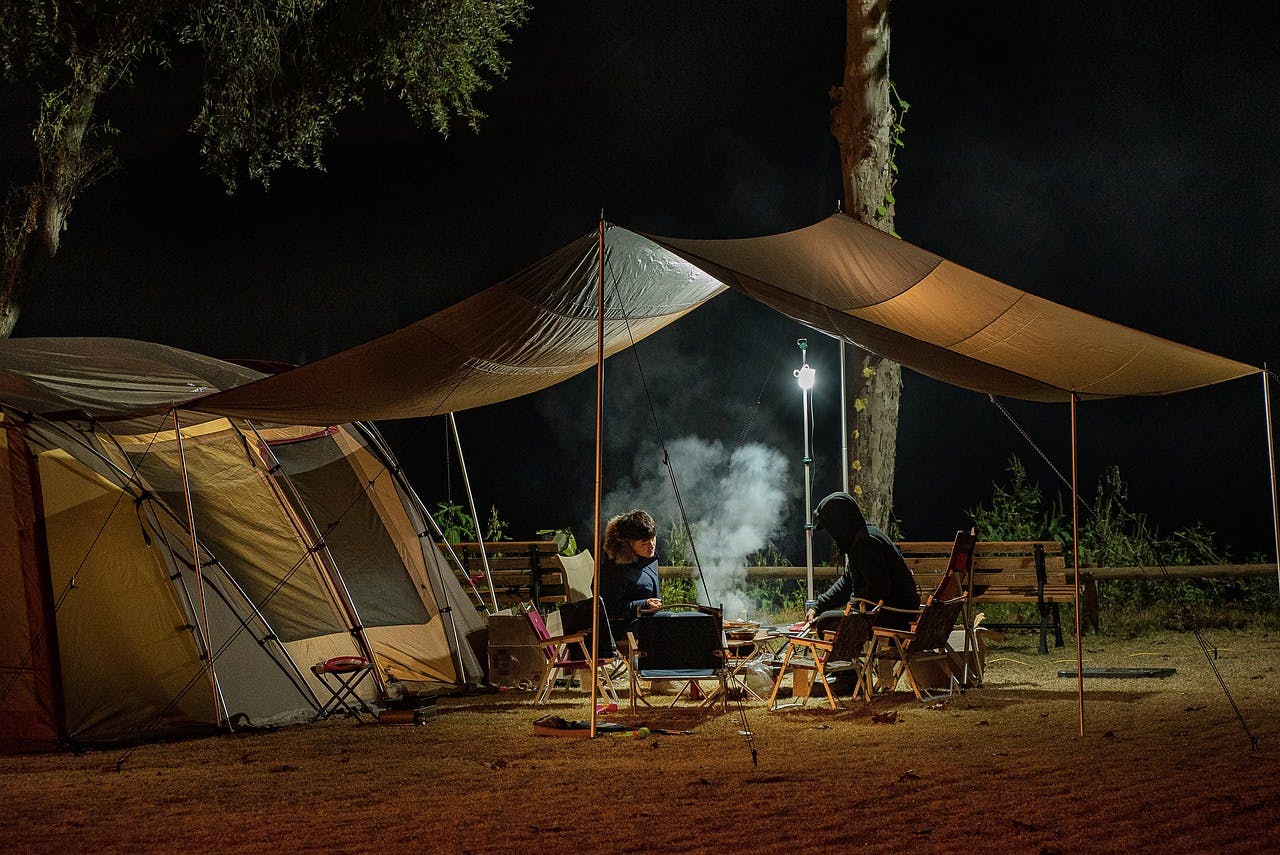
6 2 1279 560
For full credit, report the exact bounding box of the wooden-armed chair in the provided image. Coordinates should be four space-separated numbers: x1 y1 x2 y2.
929 528 980 687
627 605 728 713
767 598 881 710
521 603 619 706
871 594 968 702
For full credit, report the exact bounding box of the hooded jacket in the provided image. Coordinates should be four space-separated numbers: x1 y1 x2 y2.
812 492 920 630
598 516 660 631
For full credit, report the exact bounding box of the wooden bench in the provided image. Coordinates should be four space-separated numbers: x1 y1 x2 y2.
898 539 1098 654
442 540 566 612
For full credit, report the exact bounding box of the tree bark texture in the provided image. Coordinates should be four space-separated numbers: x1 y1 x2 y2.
829 0 901 528
2 71 112 338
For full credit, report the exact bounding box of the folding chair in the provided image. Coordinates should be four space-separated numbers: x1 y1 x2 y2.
311 655 378 721
871 594 968 701
627 605 728 713
768 598 881 710
522 603 619 706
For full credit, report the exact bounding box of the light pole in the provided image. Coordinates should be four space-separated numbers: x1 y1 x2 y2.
794 338 817 602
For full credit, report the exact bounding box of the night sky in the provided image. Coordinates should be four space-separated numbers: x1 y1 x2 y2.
5 2 1279 560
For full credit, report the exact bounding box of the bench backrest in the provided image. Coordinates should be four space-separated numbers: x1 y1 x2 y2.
902 540 1065 588
446 540 561 572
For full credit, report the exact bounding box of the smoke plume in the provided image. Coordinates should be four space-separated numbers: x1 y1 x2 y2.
602 436 791 618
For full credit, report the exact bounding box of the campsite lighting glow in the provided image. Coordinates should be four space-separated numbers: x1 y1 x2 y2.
794 363 816 390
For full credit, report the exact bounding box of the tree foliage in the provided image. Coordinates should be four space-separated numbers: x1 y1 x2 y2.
0 0 527 329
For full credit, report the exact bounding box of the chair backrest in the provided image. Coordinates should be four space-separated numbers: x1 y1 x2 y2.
559 550 595 603
908 595 966 652
930 528 978 604
828 600 880 663
633 609 723 672
557 596 617 659
521 604 556 661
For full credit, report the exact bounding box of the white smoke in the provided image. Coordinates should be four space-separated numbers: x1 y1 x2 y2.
603 436 791 619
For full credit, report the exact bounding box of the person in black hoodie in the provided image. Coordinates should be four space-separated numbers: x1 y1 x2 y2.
803 491 920 632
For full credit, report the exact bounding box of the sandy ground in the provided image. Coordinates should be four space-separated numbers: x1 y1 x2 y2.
2 629 1278 854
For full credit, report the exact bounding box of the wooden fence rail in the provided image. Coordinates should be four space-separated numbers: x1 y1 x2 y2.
658 563 1277 581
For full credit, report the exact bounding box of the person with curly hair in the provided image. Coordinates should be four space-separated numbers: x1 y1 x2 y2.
598 509 663 638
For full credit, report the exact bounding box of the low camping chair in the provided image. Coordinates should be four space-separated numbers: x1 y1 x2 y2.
627 605 729 713
768 598 882 711
521 602 619 706
872 594 968 702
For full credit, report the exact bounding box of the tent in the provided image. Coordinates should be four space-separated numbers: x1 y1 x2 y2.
0 338 484 753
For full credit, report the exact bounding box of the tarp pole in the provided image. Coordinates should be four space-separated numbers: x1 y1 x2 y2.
171 409 228 729
1263 368 1280 597
449 412 499 613
590 214 606 739
1071 392 1084 737
840 339 849 494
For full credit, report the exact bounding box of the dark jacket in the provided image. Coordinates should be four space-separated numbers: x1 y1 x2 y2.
812 492 920 630
598 554 660 633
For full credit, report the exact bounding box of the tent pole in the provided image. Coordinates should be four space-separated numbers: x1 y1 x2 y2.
449 412 499 613
1070 393 1084 737
45 413 322 712
351 421 475 685
172 409 229 729
590 213 606 739
1263 368 1280 597
245 422 385 694
840 339 849 494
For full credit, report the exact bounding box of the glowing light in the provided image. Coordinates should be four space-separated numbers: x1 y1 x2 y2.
794 363 816 390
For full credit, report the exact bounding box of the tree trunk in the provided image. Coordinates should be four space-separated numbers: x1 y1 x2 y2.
829 0 901 529
2 80 108 338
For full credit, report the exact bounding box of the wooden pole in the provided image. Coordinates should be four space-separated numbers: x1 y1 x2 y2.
1263 368 1280 598
1071 392 1084 737
590 214 606 739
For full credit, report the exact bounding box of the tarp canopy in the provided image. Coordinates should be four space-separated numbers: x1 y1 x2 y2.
194 228 728 424
191 215 1256 423
651 214 1257 401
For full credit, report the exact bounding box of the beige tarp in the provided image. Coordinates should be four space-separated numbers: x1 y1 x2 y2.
192 216 1255 424
194 228 728 423
650 215 1257 401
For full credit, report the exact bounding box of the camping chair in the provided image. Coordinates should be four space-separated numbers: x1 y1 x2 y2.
931 528 981 686
871 594 968 702
768 598 881 711
627 605 729 713
558 550 596 604
521 603 619 706
556 596 625 695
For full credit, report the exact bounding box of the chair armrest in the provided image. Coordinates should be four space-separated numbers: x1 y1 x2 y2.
541 631 587 646
873 626 917 640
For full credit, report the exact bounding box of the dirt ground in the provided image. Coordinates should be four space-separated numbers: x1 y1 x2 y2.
2 629 1278 854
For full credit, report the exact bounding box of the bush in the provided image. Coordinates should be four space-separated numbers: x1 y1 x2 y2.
968 457 1279 632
